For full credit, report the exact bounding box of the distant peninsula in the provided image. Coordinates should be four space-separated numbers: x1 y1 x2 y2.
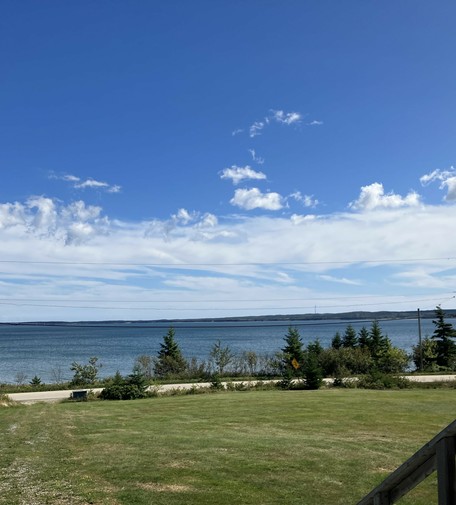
1 309 455 326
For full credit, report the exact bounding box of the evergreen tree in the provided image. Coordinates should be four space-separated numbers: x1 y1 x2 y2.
431 306 456 369
358 326 371 349
342 325 358 348
369 321 390 357
303 352 323 390
280 327 306 385
331 331 342 349
154 327 187 378
307 338 323 356
281 327 305 368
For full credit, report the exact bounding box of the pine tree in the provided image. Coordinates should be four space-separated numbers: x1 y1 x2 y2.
431 306 456 369
331 331 342 349
342 325 358 348
358 326 371 349
154 327 187 378
369 321 390 356
280 327 305 385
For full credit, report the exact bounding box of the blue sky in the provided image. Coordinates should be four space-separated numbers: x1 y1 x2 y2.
1 1 456 321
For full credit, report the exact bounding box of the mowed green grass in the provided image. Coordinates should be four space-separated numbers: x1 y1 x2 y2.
0 389 455 505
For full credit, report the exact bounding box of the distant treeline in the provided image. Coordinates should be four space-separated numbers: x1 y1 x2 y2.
2 309 454 326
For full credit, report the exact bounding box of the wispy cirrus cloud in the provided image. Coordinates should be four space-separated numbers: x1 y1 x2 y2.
349 182 421 211
420 167 456 202
270 109 301 125
51 173 121 193
249 120 267 138
246 109 303 138
220 165 267 185
230 187 283 210
248 149 265 165
319 274 362 286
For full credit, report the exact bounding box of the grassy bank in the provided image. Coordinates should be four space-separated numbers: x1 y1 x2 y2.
1 389 455 504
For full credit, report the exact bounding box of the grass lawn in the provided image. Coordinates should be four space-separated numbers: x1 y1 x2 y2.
0 389 455 505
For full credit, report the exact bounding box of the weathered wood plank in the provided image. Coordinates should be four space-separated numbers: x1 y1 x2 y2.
390 454 436 503
437 436 456 505
373 491 390 505
357 420 456 505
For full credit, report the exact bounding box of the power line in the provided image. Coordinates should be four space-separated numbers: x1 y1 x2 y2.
0 256 455 267
0 295 447 311
0 292 449 304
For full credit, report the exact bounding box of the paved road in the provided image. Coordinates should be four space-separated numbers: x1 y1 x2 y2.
6 375 456 404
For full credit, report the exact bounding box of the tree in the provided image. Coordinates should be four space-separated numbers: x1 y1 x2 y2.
279 327 306 387
281 327 305 373
431 306 456 369
133 355 154 380
29 375 42 386
331 332 342 349
342 325 358 348
358 326 371 349
369 321 391 358
210 340 234 376
70 356 101 386
412 336 438 372
303 352 323 390
154 327 187 378
242 350 258 376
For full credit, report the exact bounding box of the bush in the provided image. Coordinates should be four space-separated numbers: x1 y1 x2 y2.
70 357 101 387
100 371 148 400
357 371 411 390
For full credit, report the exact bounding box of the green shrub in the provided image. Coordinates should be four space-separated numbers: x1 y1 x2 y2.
357 371 410 390
100 371 148 400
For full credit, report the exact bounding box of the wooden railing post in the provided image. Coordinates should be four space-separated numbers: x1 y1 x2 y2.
437 436 456 505
373 491 390 505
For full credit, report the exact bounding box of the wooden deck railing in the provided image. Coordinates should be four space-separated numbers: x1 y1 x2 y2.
357 419 456 505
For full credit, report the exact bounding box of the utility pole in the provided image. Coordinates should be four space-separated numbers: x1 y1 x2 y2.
418 308 423 372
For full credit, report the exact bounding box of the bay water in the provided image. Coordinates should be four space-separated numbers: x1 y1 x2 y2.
0 318 450 384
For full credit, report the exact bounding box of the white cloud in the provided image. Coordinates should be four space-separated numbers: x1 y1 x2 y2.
62 174 81 182
420 167 456 202
0 202 26 229
52 173 121 194
0 196 108 244
290 214 317 224
230 188 283 210
242 109 304 139
248 149 265 165
308 120 323 126
220 165 267 185
3 191 456 321
249 121 265 138
319 274 362 286
271 109 301 125
232 128 244 136
349 182 421 211
289 191 319 208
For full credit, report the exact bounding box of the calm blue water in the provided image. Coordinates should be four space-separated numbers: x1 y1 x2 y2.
0 318 449 384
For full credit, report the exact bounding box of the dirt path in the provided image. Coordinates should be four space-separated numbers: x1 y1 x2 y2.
6 375 455 404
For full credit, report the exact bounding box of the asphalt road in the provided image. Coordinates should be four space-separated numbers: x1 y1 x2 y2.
5 375 456 404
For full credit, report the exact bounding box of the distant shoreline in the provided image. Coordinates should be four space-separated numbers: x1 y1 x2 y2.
1 309 454 326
